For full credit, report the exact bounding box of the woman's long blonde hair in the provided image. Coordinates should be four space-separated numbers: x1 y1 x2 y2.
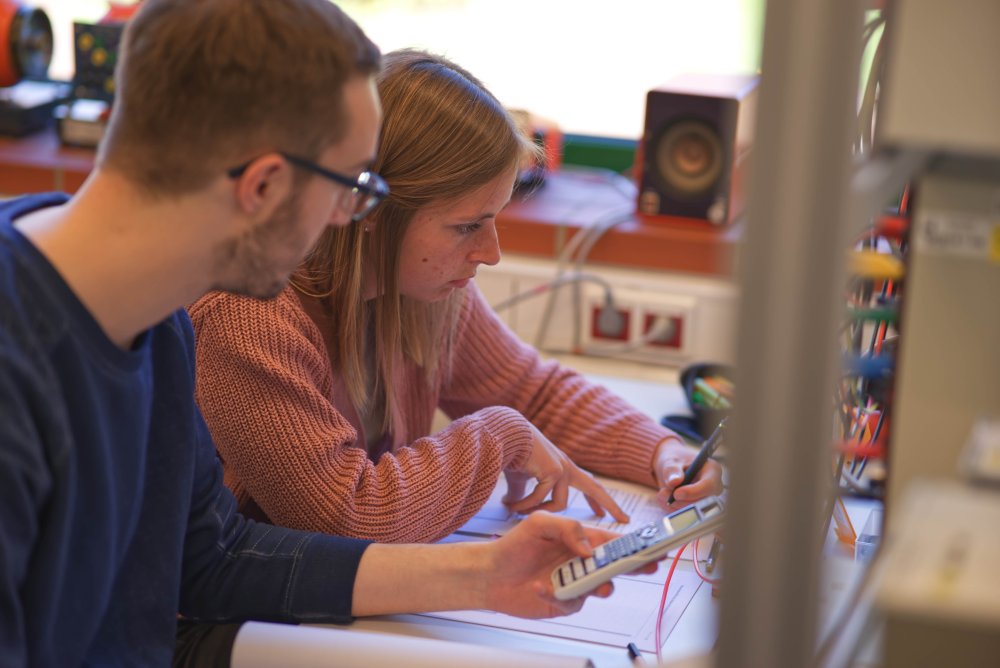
291 49 537 437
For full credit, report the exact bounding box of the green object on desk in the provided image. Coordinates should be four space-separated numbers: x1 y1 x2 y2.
846 305 898 323
562 133 637 173
693 378 732 409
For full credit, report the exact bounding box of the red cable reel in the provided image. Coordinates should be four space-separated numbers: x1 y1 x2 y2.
0 0 53 87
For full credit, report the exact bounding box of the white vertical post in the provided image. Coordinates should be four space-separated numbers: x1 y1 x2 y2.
715 0 865 666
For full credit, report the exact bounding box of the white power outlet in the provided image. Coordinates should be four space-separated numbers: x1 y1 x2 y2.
591 303 630 341
582 288 696 362
478 253 738 368
641 312 684 349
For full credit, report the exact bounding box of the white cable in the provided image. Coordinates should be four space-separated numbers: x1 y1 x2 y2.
838 465 870 494
533 205 633 348
531 202 603 347
569 210 632 351
563 172 637 350
856 15 885 155
526 166 637 350
490 271 614 314
575 313 677 358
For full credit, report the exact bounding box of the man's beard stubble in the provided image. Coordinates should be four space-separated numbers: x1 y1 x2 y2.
210 191 302 300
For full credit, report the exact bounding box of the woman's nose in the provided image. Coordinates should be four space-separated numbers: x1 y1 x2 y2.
470 224 501 266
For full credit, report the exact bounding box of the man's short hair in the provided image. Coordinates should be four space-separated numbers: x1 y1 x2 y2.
98 0 380 196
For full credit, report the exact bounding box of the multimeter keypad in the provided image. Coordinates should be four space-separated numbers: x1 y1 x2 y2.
557 521 671 585
551 495 725 600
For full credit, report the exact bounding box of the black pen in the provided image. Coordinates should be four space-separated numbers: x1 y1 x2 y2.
667 417 728 505
626 642 646 665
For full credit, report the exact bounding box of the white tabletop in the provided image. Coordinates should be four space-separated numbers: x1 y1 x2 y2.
364 355 708 667
233 353 879 667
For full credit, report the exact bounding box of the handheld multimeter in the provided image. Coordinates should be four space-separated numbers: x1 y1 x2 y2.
552 496 725 600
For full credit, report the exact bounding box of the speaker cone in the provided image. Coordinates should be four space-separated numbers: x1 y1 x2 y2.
654 120 724 198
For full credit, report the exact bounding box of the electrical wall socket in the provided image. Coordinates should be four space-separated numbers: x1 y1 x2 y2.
591 304 630 341
477 253 738 368
642 312 684 349
582 289 696 362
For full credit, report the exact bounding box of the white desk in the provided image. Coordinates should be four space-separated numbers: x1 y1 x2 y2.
367 355 713 667
235 354 882 667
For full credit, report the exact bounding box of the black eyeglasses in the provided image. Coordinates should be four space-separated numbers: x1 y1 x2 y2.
227 152 389 223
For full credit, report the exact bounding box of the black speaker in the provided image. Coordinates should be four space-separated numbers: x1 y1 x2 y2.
637 73 759 227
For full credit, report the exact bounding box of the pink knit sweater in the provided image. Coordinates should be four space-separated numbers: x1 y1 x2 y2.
189 283 677 543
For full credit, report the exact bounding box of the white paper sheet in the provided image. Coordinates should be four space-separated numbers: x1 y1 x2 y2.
231 621 595 668
455 475 665 533
433 475 718 653
422 568 707 654
454 475 709 566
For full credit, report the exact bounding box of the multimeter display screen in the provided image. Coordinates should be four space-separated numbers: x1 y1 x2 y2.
669 507 699 532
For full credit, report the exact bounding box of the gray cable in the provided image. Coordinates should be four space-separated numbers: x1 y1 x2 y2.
490 271 615 314
569 210 633 351
532 202 634 349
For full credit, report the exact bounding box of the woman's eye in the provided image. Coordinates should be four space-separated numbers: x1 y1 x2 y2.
457 222 483 234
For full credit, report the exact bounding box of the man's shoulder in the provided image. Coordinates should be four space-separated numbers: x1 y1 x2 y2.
0 291 55 415
0 255 48 359
0 193 70 261
0 193 69 222
0 193 71 307
151 309 197 364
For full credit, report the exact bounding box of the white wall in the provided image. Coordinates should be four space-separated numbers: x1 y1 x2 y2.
31 1 763 142
477 253 739 369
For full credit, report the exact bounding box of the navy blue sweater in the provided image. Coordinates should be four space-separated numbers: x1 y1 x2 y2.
0 194 372 667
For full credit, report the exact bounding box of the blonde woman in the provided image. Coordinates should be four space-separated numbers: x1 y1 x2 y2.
189 49 723 543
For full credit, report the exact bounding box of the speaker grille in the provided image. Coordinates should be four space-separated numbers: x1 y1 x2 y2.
637 73 759 227
654 119 724 198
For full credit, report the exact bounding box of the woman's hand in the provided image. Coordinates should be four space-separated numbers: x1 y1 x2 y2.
503 424 630 523
652 437 724 508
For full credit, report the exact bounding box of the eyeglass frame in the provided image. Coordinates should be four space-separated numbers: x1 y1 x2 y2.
226 151 389 223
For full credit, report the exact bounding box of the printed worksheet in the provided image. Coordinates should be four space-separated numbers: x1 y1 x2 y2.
431 475 721 653
454 475 668 536
451 475 713 569
421 570 707 654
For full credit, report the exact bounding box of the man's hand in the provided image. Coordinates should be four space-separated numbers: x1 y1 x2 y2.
352 514 660 619
503 424 629 523
480 512 657 618
652 437 724 508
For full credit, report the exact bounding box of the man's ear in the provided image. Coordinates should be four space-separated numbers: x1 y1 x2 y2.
231 153 294 218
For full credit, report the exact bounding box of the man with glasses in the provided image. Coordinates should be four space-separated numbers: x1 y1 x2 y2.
0 1 624 666
228 152 389 224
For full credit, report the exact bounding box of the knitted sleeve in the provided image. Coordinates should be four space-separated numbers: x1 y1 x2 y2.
188 289 534 544
440 284 680 487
